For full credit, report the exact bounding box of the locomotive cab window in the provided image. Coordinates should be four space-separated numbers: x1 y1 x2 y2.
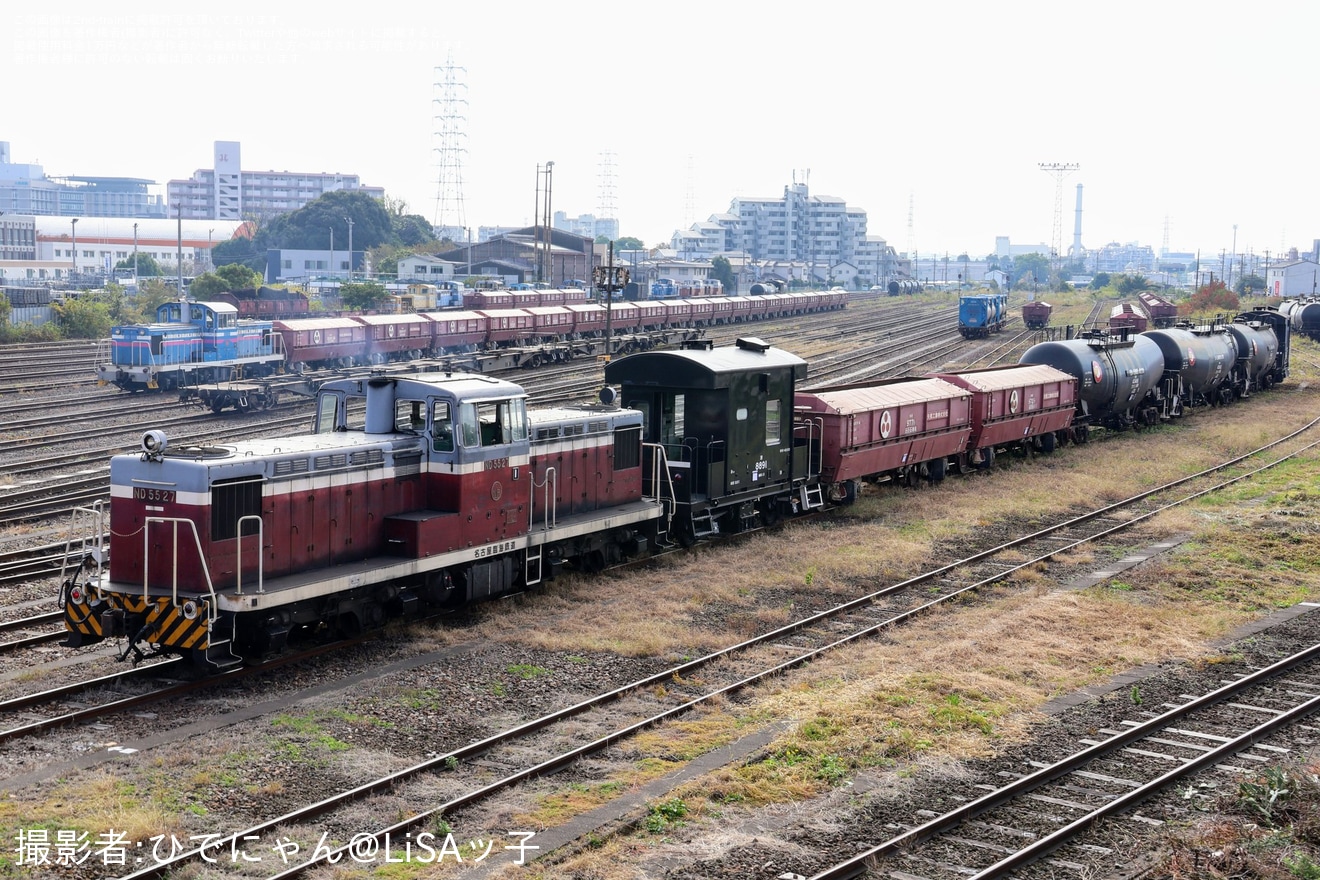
462 399 528 447
765 399 781 446
395 399 426 434
315 393 340 433
432 401 454 452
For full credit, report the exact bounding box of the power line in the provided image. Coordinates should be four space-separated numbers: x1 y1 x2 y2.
432 50 468 238
1038 162 1079 274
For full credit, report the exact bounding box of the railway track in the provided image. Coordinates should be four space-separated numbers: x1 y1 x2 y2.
98 412 1320 879
810 640 1320 880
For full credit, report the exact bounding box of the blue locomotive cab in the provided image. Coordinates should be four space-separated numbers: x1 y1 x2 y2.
97 301 282 392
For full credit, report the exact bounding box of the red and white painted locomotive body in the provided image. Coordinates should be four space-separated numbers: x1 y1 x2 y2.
68 371 663 666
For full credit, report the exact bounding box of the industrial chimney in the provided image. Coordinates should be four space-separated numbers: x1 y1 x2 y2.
1069 184 1084 258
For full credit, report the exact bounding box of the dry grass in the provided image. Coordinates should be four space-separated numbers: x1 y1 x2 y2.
0 772 189 872
500 366 1320 877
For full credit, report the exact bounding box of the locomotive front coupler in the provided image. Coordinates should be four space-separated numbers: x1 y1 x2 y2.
117 622 163 666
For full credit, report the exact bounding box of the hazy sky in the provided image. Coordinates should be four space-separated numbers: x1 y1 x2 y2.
6 1 1315 262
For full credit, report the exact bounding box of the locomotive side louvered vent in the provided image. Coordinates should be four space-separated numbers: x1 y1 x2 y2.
273 458 310 476
350 449 385 466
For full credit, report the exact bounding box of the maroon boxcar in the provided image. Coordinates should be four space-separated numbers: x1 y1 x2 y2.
705 296 736 324
685 298 715 325
463 290 516 310
566 303 607 336
796 377 973 496
741 295 770 321
933 364 1077 459
524 305 573 339
1138 291 1178 328
477 308 536 345
1021 301 1053 329
425 310 489 352
274 317 370 369
353 313 434 363
604 301 641 333
659 299 692 326
1109 302 1148 333
634 300 669 329
723 296 753 322
538 288 567 306
508 291 541 310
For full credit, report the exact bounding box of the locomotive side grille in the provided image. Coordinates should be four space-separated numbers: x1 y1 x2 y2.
315 453 349 469
350 449 385 466
613 425 642 470
273 458 309 476
212 478 263 541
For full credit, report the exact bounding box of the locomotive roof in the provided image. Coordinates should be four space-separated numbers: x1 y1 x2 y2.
318 371 526 401
605 340 807 388
798 377 968 415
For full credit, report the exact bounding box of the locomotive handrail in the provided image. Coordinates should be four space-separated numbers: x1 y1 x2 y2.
143 517 217 620
530 467 558 531
62 502 106 596
641 442 677 532
235 515 265 595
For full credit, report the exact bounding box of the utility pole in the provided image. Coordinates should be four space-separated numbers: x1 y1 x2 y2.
346 217 354 281
593 241 629 360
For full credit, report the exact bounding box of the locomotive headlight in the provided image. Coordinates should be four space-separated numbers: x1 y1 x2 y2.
181 600 199 620
141 430 169 456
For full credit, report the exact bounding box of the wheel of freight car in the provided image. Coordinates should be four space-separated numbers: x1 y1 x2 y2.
927 456 948 482
1038 431 1057 454
1075 425 1090 444
979 446 995 469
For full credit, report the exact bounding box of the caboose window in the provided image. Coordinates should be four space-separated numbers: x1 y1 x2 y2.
212 478 263 542
765 399 781 446
661 394 685 444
